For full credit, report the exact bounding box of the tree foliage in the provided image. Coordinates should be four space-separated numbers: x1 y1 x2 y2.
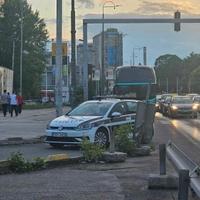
0 0 48 98
155 53 200 94
154 54 183 93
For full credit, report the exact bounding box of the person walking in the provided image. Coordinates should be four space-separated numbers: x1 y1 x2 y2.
1 90 8 117
10 91 18 117
7 92 11 113
16 93 24 114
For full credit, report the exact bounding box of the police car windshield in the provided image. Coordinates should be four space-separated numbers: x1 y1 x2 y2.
68 102 113 116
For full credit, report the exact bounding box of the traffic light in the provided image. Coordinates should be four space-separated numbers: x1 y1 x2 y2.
174 11 181 32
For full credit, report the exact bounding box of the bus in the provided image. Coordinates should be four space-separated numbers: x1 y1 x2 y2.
113 65 157 103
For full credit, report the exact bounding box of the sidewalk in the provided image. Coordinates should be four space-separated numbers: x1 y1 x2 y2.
0 107 70 141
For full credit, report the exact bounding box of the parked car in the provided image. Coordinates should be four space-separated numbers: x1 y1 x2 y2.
167 96 198 118
193 95 200 112
45 99 138 148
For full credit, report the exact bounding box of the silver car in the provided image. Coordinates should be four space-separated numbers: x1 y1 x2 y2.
167 96 198 118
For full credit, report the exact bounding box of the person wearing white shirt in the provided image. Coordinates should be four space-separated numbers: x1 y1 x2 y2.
10 91 18 117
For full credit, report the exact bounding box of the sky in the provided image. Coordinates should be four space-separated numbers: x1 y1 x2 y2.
27 0 200 65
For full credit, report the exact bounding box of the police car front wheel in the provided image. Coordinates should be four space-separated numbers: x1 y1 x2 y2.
94 128 109 147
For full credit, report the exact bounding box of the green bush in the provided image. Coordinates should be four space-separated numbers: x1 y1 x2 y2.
81 139 104 163
114 125 136 156
8 152 46 173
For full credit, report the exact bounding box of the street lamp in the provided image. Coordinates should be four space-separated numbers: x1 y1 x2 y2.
101 1 120 96
20 1 23 96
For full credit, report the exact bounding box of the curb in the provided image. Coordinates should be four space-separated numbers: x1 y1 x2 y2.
0 153 83 175
0 136 45 146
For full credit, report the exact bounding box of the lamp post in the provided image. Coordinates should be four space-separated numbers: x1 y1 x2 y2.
12 40 15 71
20 2 23 95
101 1 120 96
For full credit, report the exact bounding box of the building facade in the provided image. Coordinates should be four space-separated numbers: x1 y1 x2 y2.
93 28 123 92
77 43 95 87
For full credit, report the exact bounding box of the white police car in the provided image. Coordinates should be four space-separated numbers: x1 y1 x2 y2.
45 99 137 147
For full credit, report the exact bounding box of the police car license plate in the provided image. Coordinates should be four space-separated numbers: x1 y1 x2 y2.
52 132 67 137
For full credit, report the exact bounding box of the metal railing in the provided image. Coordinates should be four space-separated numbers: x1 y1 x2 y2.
166 141 200 198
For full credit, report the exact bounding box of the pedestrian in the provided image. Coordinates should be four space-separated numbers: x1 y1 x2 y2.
10 91 18 117
1 90 8 117
7 92 11 113
16 93 24 114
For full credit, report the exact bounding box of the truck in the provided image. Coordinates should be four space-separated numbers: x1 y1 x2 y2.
0 66 13 94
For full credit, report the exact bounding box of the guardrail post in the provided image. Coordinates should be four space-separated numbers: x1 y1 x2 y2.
159 144 166 175
178 169 189 200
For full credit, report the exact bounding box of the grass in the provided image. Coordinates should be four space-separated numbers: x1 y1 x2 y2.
23 103 54 110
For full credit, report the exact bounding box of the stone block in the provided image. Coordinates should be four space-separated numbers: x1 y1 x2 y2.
102 152 127 163
131 145 151 157
148 174 178 189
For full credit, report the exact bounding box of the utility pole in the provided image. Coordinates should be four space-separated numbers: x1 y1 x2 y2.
71 0 76 103
55 0 63 116
132 49 135 65
143 46 147 65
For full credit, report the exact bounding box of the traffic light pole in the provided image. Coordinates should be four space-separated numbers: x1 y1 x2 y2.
55 0 63 116
82 14 200 100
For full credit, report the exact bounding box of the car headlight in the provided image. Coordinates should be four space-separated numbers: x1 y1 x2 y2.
192 104 199 110
155 103 159 107
76 123 93 130
171 105 178 110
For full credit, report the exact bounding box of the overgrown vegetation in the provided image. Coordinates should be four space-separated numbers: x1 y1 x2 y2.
81 139 104 163
115 124 136 156
8 152 46 173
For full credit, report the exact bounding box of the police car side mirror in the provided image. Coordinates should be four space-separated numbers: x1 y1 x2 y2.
111 112 121 118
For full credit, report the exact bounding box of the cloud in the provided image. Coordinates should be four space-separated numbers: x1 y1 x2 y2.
77 0 95 9
136 0 200 16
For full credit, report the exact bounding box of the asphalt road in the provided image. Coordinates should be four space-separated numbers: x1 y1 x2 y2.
1 111 200 164
0 143 82 161
154 112 200 165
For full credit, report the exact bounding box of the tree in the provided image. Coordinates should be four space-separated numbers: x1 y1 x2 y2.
182 53 200 93
190 66 200 93
0 0 48 98
154 54 183 93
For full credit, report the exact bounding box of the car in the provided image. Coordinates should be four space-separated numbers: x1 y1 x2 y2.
187 93 199 99
159 94 173 114
45 99 138 148
193 95 200 112
155 95 162 112
167 96 198 118
161 96 173 116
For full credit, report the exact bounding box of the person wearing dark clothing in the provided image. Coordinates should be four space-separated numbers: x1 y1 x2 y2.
1 90 8 117
7 92 11 113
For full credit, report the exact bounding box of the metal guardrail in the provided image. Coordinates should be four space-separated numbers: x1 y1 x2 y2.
167 141 200 198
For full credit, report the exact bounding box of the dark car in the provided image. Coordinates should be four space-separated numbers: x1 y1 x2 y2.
193 95 200 112
167 96 198 118
159 94 173 116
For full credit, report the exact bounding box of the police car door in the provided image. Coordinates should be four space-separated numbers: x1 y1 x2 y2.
108 102 130 128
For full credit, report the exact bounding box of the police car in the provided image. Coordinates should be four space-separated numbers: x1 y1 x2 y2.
45 99 138 147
